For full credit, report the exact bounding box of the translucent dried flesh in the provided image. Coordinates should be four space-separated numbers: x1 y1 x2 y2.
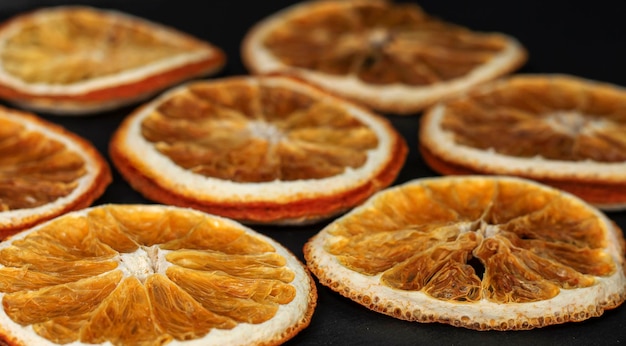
141 80 378 182
0 118 85 211
441 78 626 162
0 205 297 345
0 7 195 85
325 178 616 303
262 2 509 86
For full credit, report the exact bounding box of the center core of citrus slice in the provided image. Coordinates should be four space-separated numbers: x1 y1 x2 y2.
480 222 500 238
118 245 167 282
367 28 390 49
247 120 285 145
545 111 607 136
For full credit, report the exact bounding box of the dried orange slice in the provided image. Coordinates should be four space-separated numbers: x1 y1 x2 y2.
109 75 407 225
419 74 626 210
304 175 626 330
0 204 316 345
0 106 111 239
0 6 225 115
241 0 526 114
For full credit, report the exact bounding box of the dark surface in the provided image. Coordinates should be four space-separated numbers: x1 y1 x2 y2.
3 1 626 345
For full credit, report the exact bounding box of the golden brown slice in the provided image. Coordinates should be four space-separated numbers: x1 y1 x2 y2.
0 6 225 115
0 106 110 239
109 75 407 225
242 0 526 114
419 74 626 210
304 175 626 330
0 204 316 345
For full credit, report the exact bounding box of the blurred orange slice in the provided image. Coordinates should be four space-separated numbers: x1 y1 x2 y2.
0 204 316 345
0 6 225 115
242 0 526 114
304 175 626 330
0 106 110 238
420 74 626 210
109 75 407 225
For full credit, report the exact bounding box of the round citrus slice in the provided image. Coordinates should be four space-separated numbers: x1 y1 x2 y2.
0 204 316 345
0 6 225 115
304 175 626 331
241 0 527 115
419 74 626 210
109 75 407 225
0 105 111 239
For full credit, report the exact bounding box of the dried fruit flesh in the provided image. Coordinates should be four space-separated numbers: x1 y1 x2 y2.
2 8 187 84
0 118 85 210
0 107 110 238
141 79 379 182
262 2 507 85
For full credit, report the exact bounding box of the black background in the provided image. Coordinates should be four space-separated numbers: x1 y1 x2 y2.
3 1 626 345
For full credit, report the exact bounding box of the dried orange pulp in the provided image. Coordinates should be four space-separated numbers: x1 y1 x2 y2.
110 75 407 225
305 175 626 330
0 6 225 114
0 105 110 239
242 0 526 114
0 204 316 345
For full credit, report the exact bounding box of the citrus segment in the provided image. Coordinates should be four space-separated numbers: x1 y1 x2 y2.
380 232 481 298
3 270 123 325
304 176 626 330
110 75 407 225
474 236 562 303
242 0 526 114
420 74 626 210
159 218 276 254
0 106 110 238
0 6 225 114
0 262 117 293
145 274 237 340
81 276 166 345
167 266 292 324
33 312 94 344
0 204 316 345
166 250 296 282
